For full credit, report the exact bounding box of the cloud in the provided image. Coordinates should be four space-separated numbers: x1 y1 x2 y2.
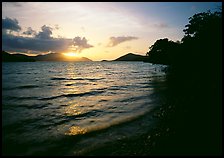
2 17 21 32
23 27 37 36
35 25 53 39
2 18 94 54
107 36 138 47
54 24 60 30
2 33 72 54
71 36 93 53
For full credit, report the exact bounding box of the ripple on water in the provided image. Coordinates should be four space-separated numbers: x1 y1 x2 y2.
2 62 167 155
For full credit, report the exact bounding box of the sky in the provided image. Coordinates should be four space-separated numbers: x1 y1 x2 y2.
2 2 221 61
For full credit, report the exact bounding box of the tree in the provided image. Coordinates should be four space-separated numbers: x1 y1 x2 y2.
181 10 222 74
145 9 222 155
183 10 222 38
146 38 180 65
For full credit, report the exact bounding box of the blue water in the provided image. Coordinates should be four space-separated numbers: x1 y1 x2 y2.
2 61 167 155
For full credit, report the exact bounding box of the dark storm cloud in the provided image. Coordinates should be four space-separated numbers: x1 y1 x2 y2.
107 36 138 47
2 17 21 32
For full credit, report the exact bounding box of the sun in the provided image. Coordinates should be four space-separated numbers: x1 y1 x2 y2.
63 52 79 57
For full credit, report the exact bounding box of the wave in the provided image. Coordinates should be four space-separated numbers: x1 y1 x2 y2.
2 85 39 90
65 82 89 86
65 106 153 137
50 77 105 81
5 96 39 101
115 94 150 103
39 90 105 101
50 77 67 80
12 103 52 110
17 85 39 89
107 85 129 90
65 109 103 119
65 83 74 86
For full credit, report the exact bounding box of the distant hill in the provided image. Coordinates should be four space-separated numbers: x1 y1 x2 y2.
101 60 111 62
33 53 92 62
114 53 147 61
2 51 35 62
2 51 92 62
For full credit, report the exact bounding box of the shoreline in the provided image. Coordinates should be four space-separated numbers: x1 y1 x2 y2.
81 74 222 156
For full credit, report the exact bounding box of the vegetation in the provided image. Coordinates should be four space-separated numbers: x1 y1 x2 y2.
146 38 180 65
145 9 222 155
145 9 222 95
146 9 222 77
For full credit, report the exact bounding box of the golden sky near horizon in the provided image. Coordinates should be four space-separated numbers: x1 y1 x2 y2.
2 2 221 61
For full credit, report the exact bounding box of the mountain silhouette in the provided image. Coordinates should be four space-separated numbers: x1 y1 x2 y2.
114 53 147 61
2 51 35 62
34 53 92 61
2 51 92 62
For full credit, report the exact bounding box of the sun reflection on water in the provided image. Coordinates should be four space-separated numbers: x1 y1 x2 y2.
64 104 82 116
65 126 87 136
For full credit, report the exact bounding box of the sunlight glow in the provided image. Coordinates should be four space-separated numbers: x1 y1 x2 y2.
63 52 79 57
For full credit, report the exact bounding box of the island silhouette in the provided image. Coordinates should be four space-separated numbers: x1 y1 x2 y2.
2 51 92 62
2 51 149 62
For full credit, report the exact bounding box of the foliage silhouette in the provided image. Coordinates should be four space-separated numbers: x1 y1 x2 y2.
146 38 180 65
145 9 222 155
146 9 222 83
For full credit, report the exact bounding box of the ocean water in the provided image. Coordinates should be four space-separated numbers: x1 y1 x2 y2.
2 61 167 155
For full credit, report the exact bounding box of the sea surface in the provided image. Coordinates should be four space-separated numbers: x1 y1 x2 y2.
2 61 168 155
